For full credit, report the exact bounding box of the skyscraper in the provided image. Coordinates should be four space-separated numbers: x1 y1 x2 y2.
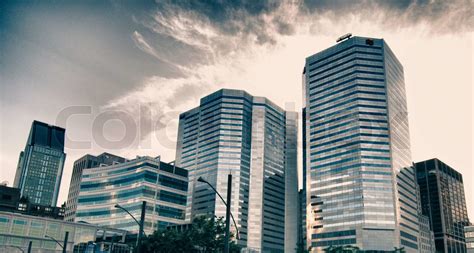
65 152 127 221
75 156 188 235
303 36 420 251
415 158 470 253
175 89 298 252
13 120 66 206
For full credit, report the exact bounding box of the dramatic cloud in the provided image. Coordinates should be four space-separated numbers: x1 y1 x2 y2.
104 0 474 148
300 0 473 34
1 0 472 216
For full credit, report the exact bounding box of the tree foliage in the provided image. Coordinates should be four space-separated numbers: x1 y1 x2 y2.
141 216 241 253
322 246 406 253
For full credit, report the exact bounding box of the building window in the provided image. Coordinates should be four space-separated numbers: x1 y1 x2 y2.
11 219 27 235
0 217 9 233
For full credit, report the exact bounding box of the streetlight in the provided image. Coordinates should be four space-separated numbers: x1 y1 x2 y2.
197 175 238 253
114 201 147 253
3 245 25 253
44 231 68 253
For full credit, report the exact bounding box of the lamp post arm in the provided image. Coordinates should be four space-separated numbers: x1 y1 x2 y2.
200 180 240 240
5 246 25 253
115 204 148 237
116 205 141 227
45 235 63 249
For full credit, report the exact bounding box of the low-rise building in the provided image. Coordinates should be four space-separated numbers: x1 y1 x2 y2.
76 156 188 235
0 186 20 212
0 211 129 253
0 185 65 220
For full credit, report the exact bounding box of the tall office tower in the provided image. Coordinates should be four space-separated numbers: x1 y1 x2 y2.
415 158 470 253
65 152 127 221
303 36 420 251
13 120 66 206
75 156 188 235
175 89 298 252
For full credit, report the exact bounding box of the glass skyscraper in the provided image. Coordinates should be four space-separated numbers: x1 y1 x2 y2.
13 120 66 207
65 152 127 221
75 156 188 235
175 89 298 253
303 36 420 251
415 158 470 253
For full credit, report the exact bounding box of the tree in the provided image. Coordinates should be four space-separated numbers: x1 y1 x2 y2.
141 216 241 253
324 245 360 253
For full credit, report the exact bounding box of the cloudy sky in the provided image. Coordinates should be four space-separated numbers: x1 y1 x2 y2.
0 0 472 217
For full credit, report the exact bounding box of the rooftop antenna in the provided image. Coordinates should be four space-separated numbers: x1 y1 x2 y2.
336 33 352 43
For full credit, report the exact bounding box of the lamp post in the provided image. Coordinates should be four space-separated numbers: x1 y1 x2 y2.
4 245 24 253
197 174 238 253
45 231 68 253
114 201 147 253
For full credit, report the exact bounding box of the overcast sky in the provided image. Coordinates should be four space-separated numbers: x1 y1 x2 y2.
0 0 472 218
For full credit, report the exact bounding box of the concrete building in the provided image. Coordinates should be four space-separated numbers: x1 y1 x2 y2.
175 89 298 253
418 214 435 253
0 211 128 253
303 36 420 251
65 152 127 221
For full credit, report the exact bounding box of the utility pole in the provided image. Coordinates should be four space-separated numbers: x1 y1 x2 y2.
62 231 69 253
137 201 147 253
114 201 147 253
224 174 232 253
27 241 32 253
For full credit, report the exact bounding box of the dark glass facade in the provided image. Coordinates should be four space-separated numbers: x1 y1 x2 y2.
415 158 470 253
0 185 21 212
65 152 127 221
0 185 65 220
13 121 66 207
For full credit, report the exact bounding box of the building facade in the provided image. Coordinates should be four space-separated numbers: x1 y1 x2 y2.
0 211 128 253
0 186 20 212
1 185 65 220
466 226 474 253
14 121 66 207
415 158 470 253
297 189 307 252
65 153 127 221
75 156 188 235
418 214 436 253
175 89 298 253
303 36 420 251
